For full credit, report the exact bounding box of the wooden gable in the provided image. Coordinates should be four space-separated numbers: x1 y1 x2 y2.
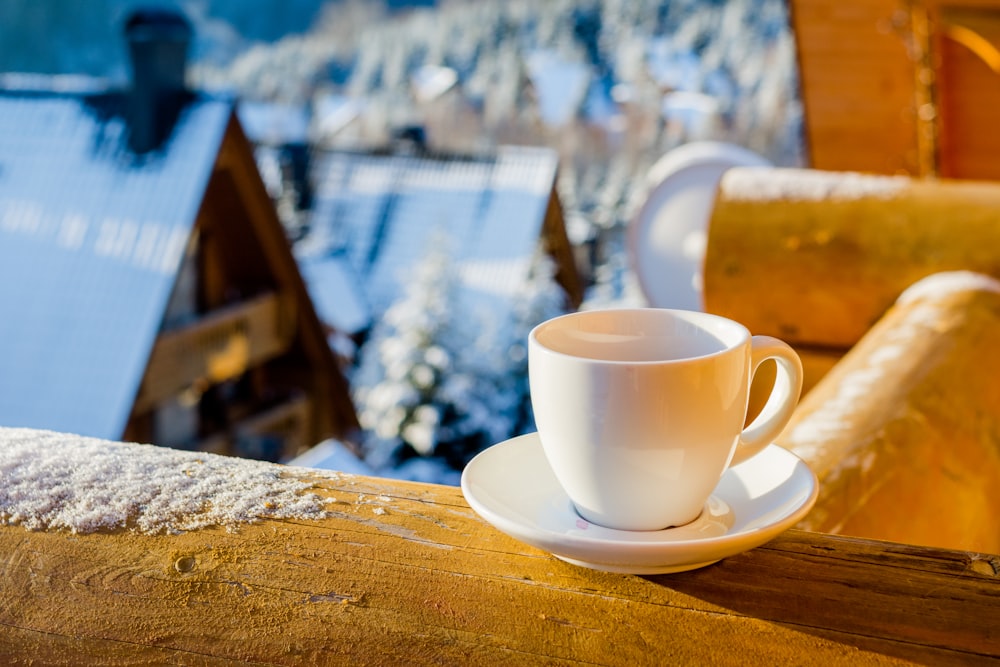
124 112 359 459
790 0 1000 179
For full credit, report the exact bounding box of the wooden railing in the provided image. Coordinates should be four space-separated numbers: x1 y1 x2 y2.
0 428 997 665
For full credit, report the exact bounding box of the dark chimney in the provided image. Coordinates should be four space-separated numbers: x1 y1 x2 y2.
124 8 193 154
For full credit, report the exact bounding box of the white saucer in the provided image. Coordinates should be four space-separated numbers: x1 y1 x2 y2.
461 433 818 575
627 141 771 311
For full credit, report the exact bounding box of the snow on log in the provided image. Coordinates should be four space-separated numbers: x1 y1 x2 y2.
780 272 1000 553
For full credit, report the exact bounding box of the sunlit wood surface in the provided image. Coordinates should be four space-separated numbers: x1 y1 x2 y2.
704 167 1000 349
0 462 997 665
778 273 1000 553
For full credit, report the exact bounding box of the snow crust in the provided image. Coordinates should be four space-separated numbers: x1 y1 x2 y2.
0 428 333 534
719 168 909 203
897 271 1000 305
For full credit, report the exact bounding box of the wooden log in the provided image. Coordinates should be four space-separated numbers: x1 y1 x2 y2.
746 344 844 423
703 167 1000 348
779 272 1000 553
0 427 997 665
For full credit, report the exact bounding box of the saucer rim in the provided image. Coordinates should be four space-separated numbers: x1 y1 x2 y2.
460 432 818 568
626 141 771 311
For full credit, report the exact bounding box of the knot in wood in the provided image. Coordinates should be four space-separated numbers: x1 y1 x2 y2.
174 555 197 573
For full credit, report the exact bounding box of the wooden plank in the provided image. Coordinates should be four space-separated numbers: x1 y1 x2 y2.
135 292 296 413
0 430 996 665
789 0 920 174
0 481 994 664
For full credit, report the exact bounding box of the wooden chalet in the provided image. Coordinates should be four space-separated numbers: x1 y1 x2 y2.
790 0 1000 179
0 11 357 460
297 143 583 339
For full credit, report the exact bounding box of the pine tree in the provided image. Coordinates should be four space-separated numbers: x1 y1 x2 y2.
351 238 568 474
351 235 459 469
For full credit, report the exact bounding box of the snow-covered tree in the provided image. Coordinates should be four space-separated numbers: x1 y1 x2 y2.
351 235 461 469
352 235 568 472
504 249 570 432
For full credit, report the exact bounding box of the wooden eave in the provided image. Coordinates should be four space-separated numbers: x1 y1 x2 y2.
541 183 584 309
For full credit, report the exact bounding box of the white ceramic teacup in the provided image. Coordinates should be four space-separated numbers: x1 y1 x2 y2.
528 308 803 532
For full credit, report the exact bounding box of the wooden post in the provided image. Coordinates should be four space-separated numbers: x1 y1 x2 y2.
704 167 1000 349
779 272 1000 553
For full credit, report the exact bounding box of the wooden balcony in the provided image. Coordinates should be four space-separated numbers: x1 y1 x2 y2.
134 291 296 414
0 427 996 665
5 166 1000 663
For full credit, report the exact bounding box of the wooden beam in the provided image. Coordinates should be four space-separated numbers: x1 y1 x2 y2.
778 272 1000 553
542 184 585 308
214 113 360 442
0 430 996 664
704 167 1000 348
134 292 296 413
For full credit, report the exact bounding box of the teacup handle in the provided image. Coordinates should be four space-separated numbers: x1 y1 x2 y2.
730 336 804 466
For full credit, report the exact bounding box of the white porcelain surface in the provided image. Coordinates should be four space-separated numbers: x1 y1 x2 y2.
461 432 818 575
628 141 771 311
528 308 803 531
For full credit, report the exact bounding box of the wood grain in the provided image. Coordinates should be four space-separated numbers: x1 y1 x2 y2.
0 460 996 665
704 167 1000 348
789 0 920 175
777 274 1000 553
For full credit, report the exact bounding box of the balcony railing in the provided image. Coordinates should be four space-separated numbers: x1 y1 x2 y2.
0 423 996 665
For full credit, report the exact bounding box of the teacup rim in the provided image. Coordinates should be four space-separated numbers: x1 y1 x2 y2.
529 307 750 365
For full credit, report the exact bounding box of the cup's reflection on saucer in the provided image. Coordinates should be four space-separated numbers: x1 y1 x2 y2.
566 494 734 541
528 308 803 532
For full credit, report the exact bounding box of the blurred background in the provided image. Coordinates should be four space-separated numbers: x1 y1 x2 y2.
0 0 804 483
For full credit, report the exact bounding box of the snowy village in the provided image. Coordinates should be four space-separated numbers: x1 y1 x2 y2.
0 0 998 663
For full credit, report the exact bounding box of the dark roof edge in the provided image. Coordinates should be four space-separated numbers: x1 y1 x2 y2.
311 142 556 166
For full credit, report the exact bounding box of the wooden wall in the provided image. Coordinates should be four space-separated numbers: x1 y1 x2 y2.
790 0 1000 178
789 0 921 175
934 5 1000 178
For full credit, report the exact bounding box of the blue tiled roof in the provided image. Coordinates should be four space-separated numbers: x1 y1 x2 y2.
0 88 233 438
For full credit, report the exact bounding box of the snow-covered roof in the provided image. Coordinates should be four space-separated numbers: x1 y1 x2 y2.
297 250 372 335
0 88 232 439
526 50 591 127
237 99 309 145
300 145 558 330
410 65 458 103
